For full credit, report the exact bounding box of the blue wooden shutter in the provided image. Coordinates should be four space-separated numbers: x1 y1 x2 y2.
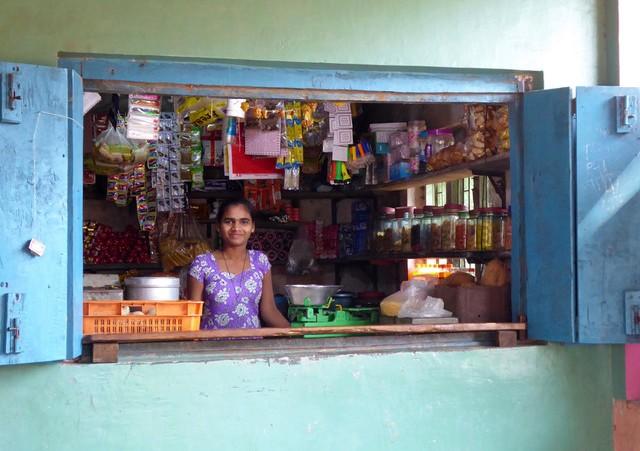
575 87 640 343
523 88 576 342
0 62 82 364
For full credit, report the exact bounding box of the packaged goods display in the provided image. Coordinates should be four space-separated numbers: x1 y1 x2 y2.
82 93 512 337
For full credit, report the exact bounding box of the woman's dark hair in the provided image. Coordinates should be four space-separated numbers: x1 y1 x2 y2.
216 198 256 224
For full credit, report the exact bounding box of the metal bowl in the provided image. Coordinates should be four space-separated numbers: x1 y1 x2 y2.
284 284 342 306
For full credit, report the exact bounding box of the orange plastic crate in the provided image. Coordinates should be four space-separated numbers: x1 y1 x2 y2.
83 300 203 335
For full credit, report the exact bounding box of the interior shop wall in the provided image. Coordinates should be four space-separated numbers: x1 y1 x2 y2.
0 345 615 451
0 0 614 88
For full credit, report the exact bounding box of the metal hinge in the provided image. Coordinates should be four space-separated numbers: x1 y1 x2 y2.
616 95 637 133
4 293 24 354
624 291 640 336
0 67 22 124
515 75 534 93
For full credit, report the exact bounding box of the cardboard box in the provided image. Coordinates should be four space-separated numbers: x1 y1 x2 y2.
432 285 511 323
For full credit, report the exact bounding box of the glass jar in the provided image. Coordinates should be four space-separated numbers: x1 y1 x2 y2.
383 210 395 253
373 213 386 253
455 210 469 250
421 207 433 253
426 129 455 161
504 207 512 251
392 211 402 253
430 208 443 251
400 209 413 253
480 208 495 250
411 207 424 253
466 210 479 251
408 121 427 175
492 208 506 251
441 204 460 251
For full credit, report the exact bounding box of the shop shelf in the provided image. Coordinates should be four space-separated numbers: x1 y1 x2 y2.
198 219 303 230
373 153 510 192
84 263 163 272
317 250 510 264
188 190 245 200
281 190 375 200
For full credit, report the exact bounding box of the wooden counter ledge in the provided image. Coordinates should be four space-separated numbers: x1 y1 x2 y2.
81 322 527 363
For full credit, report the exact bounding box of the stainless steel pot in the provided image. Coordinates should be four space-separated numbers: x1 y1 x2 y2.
284 284 342 306
125 277 180 301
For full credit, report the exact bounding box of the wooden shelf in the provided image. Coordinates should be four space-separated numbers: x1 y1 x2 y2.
189 189 374 200
198 219 302 230
281 189 375 200
188 190 244 200
373 153 510 192
84 263 163 272
317 250 510 264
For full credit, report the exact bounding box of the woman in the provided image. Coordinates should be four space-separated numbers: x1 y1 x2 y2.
187 198 290 329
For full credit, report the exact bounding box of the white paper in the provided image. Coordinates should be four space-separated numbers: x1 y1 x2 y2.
332 145 348 162
335 112 352 129
334 102 351 113
334 128 354 146
322 138 334 153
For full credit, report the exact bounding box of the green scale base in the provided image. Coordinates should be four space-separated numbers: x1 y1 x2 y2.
289 302 380 338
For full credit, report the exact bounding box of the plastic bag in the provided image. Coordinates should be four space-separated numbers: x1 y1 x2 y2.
380 278 436 317
92 124 136 175
398 295 452 319
159 212 211 271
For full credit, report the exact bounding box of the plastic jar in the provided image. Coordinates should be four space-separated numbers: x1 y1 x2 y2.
400 208 413 253
411 207 424 253
467 210 479 251
441 204 461 251
373 213 387 253
455 209 469 250
480 208 495 250
430 208 444 251
492 208 506 251
421 207 433 253
426 129 455 161
408 121 427 174
382 209 395 253
392 210 402 253
504 207 512 251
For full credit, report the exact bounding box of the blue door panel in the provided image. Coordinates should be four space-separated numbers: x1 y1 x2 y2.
0 62 80 364
576 87 640 343
523 88 576 342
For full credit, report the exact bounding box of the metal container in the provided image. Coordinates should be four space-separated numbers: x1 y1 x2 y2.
124 277 180 301
284 284 342 306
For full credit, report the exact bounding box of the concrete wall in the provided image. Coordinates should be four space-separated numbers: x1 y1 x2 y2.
1 0 615 88
0 345 616 451
0 1 621 450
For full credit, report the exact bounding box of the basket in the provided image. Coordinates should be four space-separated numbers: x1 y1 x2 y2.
83 300 203 335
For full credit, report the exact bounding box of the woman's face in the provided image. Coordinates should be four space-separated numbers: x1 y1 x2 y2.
218 204 255 248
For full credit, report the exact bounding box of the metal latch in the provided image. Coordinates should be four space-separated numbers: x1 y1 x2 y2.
616 95 637 133
4 293 24 354
624 291 640 336
0 68 22 124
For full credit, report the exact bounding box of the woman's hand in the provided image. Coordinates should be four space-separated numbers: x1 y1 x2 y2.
259 271 290 328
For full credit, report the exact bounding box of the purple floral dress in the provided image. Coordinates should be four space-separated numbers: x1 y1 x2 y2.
189 250 271 329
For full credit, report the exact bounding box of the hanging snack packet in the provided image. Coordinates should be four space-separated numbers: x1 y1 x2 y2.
127 94 161 141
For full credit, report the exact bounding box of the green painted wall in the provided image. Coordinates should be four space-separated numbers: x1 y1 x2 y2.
0 345 615 451
0 1 621 450
0 0 614 87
